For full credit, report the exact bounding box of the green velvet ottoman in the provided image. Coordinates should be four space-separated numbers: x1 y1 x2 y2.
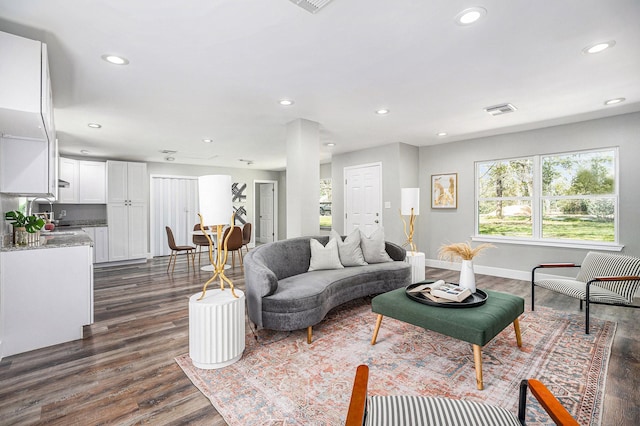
371 287 525 390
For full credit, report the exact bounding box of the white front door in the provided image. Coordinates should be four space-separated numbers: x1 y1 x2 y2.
259 183 274 243
344 163 382 235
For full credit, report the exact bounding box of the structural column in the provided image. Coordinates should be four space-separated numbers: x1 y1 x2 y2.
286 118 319 238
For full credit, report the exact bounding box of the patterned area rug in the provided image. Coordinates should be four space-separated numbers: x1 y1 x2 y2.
176 297 615 425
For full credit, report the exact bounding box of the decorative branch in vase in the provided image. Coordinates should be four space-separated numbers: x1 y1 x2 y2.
438 241 495 293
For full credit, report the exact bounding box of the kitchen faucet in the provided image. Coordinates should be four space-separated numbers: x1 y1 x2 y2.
28 197 54 221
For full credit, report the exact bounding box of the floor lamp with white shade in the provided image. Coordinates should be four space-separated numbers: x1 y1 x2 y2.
197 174 239 299
189 174 245 369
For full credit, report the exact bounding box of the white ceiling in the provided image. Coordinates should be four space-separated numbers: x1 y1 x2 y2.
1 0 639 171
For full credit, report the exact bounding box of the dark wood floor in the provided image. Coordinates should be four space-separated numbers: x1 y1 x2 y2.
0 258 638 425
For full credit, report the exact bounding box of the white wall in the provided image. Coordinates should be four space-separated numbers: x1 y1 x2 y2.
419 112 640 274
331 142 419 245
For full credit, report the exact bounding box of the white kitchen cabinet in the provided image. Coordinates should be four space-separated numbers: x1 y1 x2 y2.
82 226 109 263
58 157 79 202
0 31 57 197
94 226 109 263
78 161 106 203
107 161 148 261
107 160 146 203
0 245 93 359
58 157 106 204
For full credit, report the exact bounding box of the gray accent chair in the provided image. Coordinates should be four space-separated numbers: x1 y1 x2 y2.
243 236 411 343
532 251 640 334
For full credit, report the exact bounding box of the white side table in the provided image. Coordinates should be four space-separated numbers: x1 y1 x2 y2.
189 288 245 369
405 251 426 283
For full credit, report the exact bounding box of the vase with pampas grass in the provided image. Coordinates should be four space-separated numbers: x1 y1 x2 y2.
438 241 495 292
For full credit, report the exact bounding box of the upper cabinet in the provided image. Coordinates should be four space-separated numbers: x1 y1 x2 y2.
107 161 147 204
0 31 57 197
58 157 106 204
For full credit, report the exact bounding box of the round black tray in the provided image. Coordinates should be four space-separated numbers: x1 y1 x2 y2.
405 281 488 308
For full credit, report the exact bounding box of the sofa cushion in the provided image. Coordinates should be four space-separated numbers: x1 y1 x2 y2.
331 229 368 267
360 227 393 264
308 238 344 271
263 261 410 314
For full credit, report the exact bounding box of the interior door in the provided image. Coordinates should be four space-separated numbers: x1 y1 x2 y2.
345 163 382 235
259 183 274 243
150 176 198 256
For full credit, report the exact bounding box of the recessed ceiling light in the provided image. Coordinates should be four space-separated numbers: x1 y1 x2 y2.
101 54 129 65
87 123 102 128
279 99 295 106
326 143 336 147
375 109 390 115
583 41 616 54
455 7 487 25
203 138 213 143
165 156 175 161
80 150 90 155
604 97 625 105
436 132 448 137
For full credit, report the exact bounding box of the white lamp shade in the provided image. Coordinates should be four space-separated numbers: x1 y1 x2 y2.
401 188 420 215
198 175 233 225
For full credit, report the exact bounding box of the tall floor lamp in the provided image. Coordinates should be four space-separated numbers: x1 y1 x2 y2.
400 188 420 253
197 174 238 299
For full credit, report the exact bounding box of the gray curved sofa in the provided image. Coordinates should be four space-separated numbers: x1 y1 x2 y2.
244 235 411 343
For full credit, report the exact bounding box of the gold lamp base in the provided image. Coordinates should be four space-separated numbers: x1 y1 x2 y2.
400 208 417 254
197 213 239 300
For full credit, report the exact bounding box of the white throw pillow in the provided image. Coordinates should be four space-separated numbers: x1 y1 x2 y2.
330 229 368 267
360 227 393 264
308 238 344 271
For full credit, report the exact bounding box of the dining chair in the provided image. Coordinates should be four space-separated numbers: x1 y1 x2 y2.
242 222 252 253
345 364 578 426
165 226 195 273
531 251 640 333
192 223 212 267
222 226 244 268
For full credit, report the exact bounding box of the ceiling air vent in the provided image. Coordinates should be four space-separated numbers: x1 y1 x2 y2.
484 103 517 116
289 0 334 14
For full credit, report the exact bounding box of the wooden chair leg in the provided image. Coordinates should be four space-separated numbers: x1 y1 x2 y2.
166 252 173 273
307 326 313 344
473 344 484 390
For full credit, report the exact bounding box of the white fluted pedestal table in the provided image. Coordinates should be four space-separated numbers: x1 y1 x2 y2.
189 289 245 369
405 251 426 283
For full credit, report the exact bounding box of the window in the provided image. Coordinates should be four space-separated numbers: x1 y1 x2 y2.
476 148 617 244
319 178 332 230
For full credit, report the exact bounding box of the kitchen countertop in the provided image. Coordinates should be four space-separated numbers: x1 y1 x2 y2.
57 220 108 228
1 229 93 252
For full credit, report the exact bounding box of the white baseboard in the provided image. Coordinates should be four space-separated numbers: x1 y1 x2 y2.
425 259 573 282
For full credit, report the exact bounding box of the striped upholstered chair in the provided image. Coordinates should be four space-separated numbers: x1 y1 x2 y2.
532 251 640 334
345 365 578 426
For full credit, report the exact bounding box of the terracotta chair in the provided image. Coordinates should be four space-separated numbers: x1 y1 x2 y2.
345 365 578 426
222 226 244 268
242 222 252 253
192 223 212 267
165 226 195 273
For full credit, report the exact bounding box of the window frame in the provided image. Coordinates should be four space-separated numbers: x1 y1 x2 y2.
474 147 622 251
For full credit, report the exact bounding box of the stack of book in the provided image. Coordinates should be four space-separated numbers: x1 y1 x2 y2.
407 280 472 303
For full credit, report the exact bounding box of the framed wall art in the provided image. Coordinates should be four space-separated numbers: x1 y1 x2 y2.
431 173 457 209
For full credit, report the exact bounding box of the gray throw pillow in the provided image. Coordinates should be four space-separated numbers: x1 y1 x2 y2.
330 229 368 267
308 238 344 271
360 227 393 263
